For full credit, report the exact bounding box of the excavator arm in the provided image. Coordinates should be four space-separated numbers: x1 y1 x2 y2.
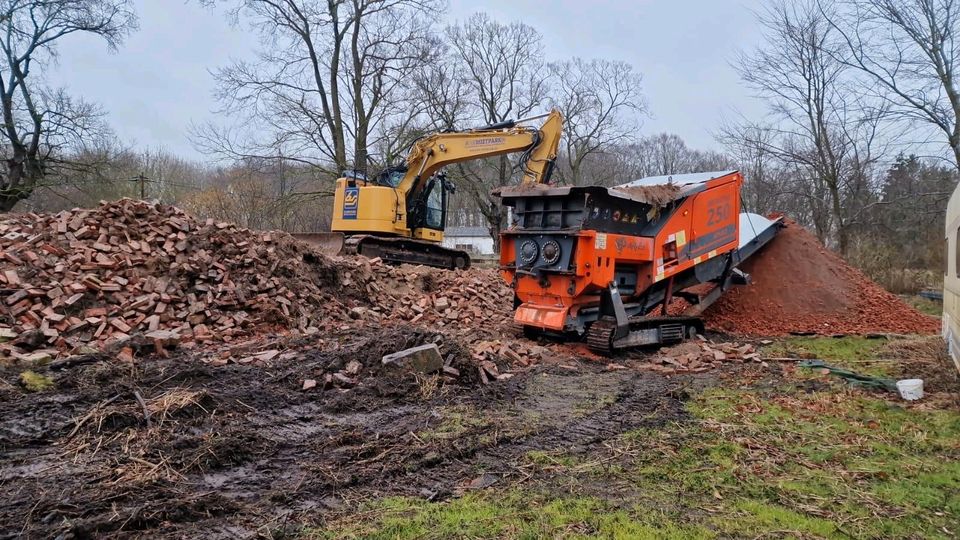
397 109 564 206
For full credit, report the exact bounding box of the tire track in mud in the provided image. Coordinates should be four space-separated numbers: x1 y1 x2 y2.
0 340 696 539
380 369 691 499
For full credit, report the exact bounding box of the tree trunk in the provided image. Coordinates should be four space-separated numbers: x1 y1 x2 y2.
952 138 960 173
827 176 848 255
326 0 347 173
350 7 367 173
487 201 505 254
0 153 38 212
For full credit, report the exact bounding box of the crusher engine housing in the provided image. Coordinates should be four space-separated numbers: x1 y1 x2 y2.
498 170 781 354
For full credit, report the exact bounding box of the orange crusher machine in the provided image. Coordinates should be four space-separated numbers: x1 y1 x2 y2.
499 171 782 354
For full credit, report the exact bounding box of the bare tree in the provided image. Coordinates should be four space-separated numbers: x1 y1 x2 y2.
826 0 960 169
720 124 794 215
440 13 549 249
0 0 137 211
196 0 441 176
548 58 647 186
623 134 701 177
725 0 883 254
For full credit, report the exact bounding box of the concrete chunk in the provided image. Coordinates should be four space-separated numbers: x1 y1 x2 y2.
381 343 443 374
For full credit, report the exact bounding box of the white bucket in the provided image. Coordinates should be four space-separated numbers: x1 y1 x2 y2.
896 379 924 401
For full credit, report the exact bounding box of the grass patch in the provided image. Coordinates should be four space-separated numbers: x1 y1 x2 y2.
764 335 886 363
902 294 943 317
675 389 959 538
311 336 959 539
524 449 579 468
763 335 894 377
313 492 715 539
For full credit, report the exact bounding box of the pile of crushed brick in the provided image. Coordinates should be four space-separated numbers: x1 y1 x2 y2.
703 219 940 336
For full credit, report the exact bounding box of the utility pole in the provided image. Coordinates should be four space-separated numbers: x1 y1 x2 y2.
131 172 148 199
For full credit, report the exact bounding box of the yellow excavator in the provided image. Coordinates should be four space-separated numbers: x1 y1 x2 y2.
296 109 563 269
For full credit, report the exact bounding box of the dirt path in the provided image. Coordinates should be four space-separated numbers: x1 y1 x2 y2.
0 328 696 539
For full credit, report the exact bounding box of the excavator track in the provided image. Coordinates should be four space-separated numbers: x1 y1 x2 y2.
346 235 471 270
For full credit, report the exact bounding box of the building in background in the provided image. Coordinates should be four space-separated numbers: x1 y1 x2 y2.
442 226 494 255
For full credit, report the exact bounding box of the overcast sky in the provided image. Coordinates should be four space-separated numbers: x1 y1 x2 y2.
47 0 767 161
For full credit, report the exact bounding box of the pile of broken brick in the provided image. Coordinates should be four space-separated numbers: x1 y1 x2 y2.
0 199 371 363
0 199 551 375
640 338 768 374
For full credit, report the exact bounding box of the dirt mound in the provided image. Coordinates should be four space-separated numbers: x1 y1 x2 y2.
704 219 940 336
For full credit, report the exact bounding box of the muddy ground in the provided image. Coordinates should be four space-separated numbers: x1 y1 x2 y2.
0 326 722 539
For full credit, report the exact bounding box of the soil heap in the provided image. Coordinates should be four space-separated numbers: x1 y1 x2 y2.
703 219 940 336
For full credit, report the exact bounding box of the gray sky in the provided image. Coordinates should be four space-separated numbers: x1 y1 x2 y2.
47 0 767 161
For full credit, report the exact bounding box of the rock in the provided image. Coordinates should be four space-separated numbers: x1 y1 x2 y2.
332 372 356 386
442 365 460 377
381 343 444 374
0 327 16 342
12 329 44 350
480 360 500 379
302 379 317 390
144 329 181 346
255 349 280 362
18 350 55 367
345 360 363 376
117 347 136 363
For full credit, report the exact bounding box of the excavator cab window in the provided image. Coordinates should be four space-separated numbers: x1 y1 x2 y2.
375 165 408 188
424 176 445 230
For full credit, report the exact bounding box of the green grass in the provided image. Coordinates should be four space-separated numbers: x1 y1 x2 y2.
902 294 943 317
763 335 886 363
763 335 896 377
643 387 960 539
312 337 960 539
312 493 715 539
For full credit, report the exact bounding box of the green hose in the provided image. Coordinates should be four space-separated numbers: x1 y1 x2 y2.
798 360 898 392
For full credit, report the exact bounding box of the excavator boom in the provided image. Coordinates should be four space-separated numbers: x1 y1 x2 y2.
396 110 564 198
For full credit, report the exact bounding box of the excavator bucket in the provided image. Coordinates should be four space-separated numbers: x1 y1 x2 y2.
291 232 346 256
